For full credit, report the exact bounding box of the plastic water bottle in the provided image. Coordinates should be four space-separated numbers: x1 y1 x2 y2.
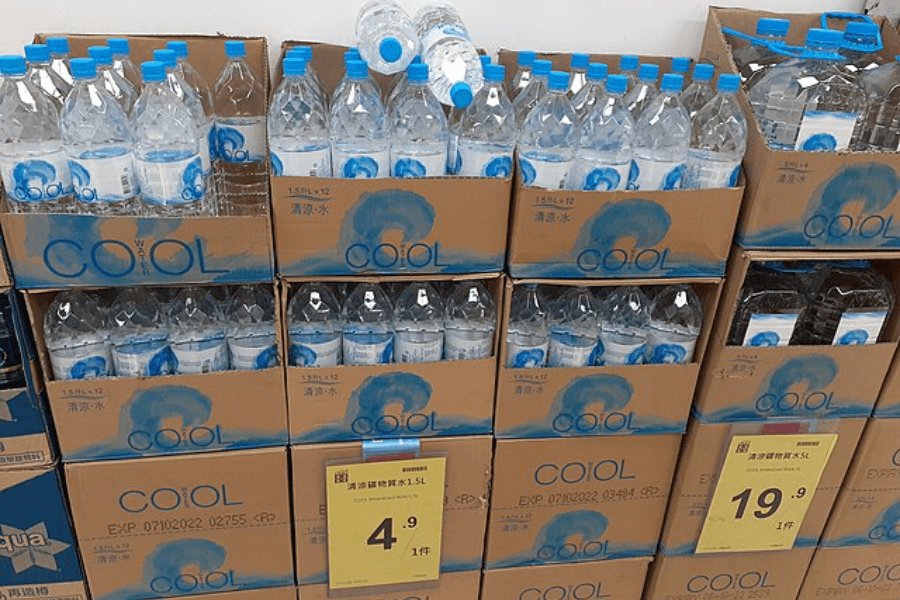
268 57 331 178
386 55 420 113
854 57 900 150
167 41 215 116
598 286 650 366
0 292 24 389
414 3 483 108
680 63 715 119
624 63 660 118
619 55 640 89
45 37 73 87
44 290 112 380
332 48 365 103
213 40 268 215
671 57 692 78
631 73 689 190
444 281 495 360
840 21 883 75
88 46 137 115
506 284 549 368
108 38 142 94
748 29 867 152
24 44 71 110
506 50 536 102
684 74 746 189
356 0 419 76
732 18 790 84
568 74 633 192
343 283 394 366
569 53 590 97
513 59 551 126
390 63 448 177
548 286 600 368
727 262 808 347
168 286 229 374
61 58 139 215
285 46 328 110
455 63 516 177
330 60 390 179
224 284 279 371
288 282 343 367
108 287 174 378
0 55 74 214
393 282 444 363
518 71 578 190
571 62 608 119
644 284 702 364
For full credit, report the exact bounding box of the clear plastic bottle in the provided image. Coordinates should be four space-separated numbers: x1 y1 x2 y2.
88 46 137 115
444 280 495 360
548 286 600 368
0 55 74 214
854 57 900 151
268 57 331 178
45 37 73 87
644 284 703 364
506 50 536 102
168 286 229 374
840 21 883 75
108 287 174 378
167 41 215 117
671 57 692 78
356 0 420 76
213 40 268 215
285 46 327 108
224 284 279 371
393 282 445 363
390 62 448 177
288 282 343 367
24 44 70 110
455 63 516 178
680 63 715 120
506 284 549 369
332 48 366 102
683 74 747 190
624 63 660 118
619 55 640 90
61 58 139 215
571 62 608 119
631 73 690 190
0 292 24 389
107 38 142 94
598 285 650 366
731 17 790 84
330 59 390 179
414 3 483 108
513 59 551 126
518 71 578 190
44 290 112 380
568 74 634 192
343 283 394 366
727 262 809 347
386 55 420 114
569 53 590 97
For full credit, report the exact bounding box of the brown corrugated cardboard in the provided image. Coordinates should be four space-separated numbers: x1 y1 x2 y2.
480 557 651 600
644 548 815 600
874 347 900 417
282 275 500 443
699 8 900 250
495 277 721 438
298 570 480 600
292 435 491 585
660 417 866 555
188 588 296 600
485 434 681 569
22 285 287 461
693 247 900 421
270 42 511 278
65 448 294 600
798 545 900 600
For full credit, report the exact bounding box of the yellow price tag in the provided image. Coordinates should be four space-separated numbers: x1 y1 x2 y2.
325 456 446 590
696 433 838 554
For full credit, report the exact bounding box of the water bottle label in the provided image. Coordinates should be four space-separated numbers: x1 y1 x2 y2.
519 156 572 190
0 151 73 202
69 152 137 203
289 336 342 368
597 336 646 366
333 149 390 179
420 24 471 52
832 310 887 346
458 146 513 178
344 335 393 366
136 155 206 206
447 133 460 175
228 340 279 371
271 149 331 177
685 157 741 189
113 344 175 378
572 159 630 191
50 348 112 381
548 337 597 368
742 313 799 347
172 341 229 374
644 332 697 364
216 121 267 163
201 123 214 175
391 152 447 178
394 334 444 363
795 110 859 151
632 158 685 191
444 330 492 360
506 340 549 368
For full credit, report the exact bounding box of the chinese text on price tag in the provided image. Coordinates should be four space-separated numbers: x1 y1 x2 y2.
696 433 837 553
325 457 446 590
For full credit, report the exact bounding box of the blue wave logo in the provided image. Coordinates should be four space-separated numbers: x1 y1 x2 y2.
381 340 394 363
661 164 685 190
69 355 109 379
13 160 61 201
180 158 205 201
593 338 605 365
393 158 427 178
125 386 212 437
342 156 380 178
342 189 435 250
68 161 94 201
518 157 536 186
290 343 317 367
869 501 900 542
626 345 645 364
648 343 686 364
484 155 512 178
749 331 780 347
728 164 741 187
145 538 228 591
208 126 219 160
217 127 251 162
583 167 621 191
573 197 671 260
550 373 632 419
533 510 609 562
270 152 284 176
254 345 280 369
512 348 545 368
625 160 639 190
755 355 838 410
148 347 176 377
345 371 431 421
801 133 838 152
837 329 869 345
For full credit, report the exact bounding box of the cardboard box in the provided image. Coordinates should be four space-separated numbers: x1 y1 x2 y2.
495 53 743 279
23 284 287 462
660 417 866 555
495 277 722 438
182 589 295 600
298 570 480 600
292 436 491 584
65 448 294 600
798 545 900 600
485 434 681 569
480 557 650 600
874 347 900 417
4 34 274 289
0 466 88 600
270 42 511 278
693 248 900 422
283 275 500 443
644 548 815 600
699 8 900 250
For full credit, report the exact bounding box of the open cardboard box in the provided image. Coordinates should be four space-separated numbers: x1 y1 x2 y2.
299 571 480 600
481 557 651 600
700 8 900 250
797 545 900 600
2 34 275 289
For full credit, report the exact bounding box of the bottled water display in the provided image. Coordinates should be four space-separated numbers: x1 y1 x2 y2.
631 73 689 190
624 63 660 118
598 286 650 366
225 284 279 371
0 292 24 389
730 17 790 84
44 290 112 381
683 74 747 189
839 21 883 75
108 37 142 93
46 37 74 87
680 63 714 120
414 3 482 108
644 284 703 364
444 280 496 360
728 262 810 347
24 44 71 110
394 282 445 363
854 57 900 151
548 286 600 368
288 282 343 367
619 55 640 89
88 45 137 115
108 287 174 378
518 71 578 190
506 50 536 102
390 62 448 177
168 286 228 375
568 53 590 97
342 283 394 365
455 63 516 177
356 0 420 75
0 55 74 214
513 58 551 126
330 59 390 178
506 284 549 368
571 62 608 119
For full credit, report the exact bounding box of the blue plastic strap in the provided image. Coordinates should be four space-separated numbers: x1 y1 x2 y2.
820 12 883 52
363 438 421 459
722 26 801 58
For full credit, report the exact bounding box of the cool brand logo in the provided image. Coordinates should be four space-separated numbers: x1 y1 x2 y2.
145 539 236 595
838 564 900 585
519 582 610 600
124 386 225 453
150 570 236 594
686 571 774 593
550 374 635 435
867 502 900 541
533 511 609 563
753 356 838 415
118 484 243 513
534 460 635 485
128 425 227 451
347 372 438 436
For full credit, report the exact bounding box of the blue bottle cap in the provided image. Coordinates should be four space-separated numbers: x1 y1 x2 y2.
620 55 639 71
225 40 246 59
283 57 307 77
46 37 70 55
845 21 879 39
0 56 27 77
450 82 473 108
638 63 659 81
407 62 428 82
24 44 50 63
671 57 691 74
291 45 313 61
571 53 590 70
153 49 178 69
533 59 552 77
412 55 421 64
479 54 491 68
484 63 505 83
660 73 684 93
806 28 843 51
717 73 740 93
605 74 628 94
70 58 97 80
756 18 790 37
518 50 536 67
548 71 569 91
88 46 113 66
108 38 131 56
346 47 361 62
141 60 166 83
587 62 607 81
379 37 403 63
167 41 189 59
692 62 714 82
346 59 369 80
